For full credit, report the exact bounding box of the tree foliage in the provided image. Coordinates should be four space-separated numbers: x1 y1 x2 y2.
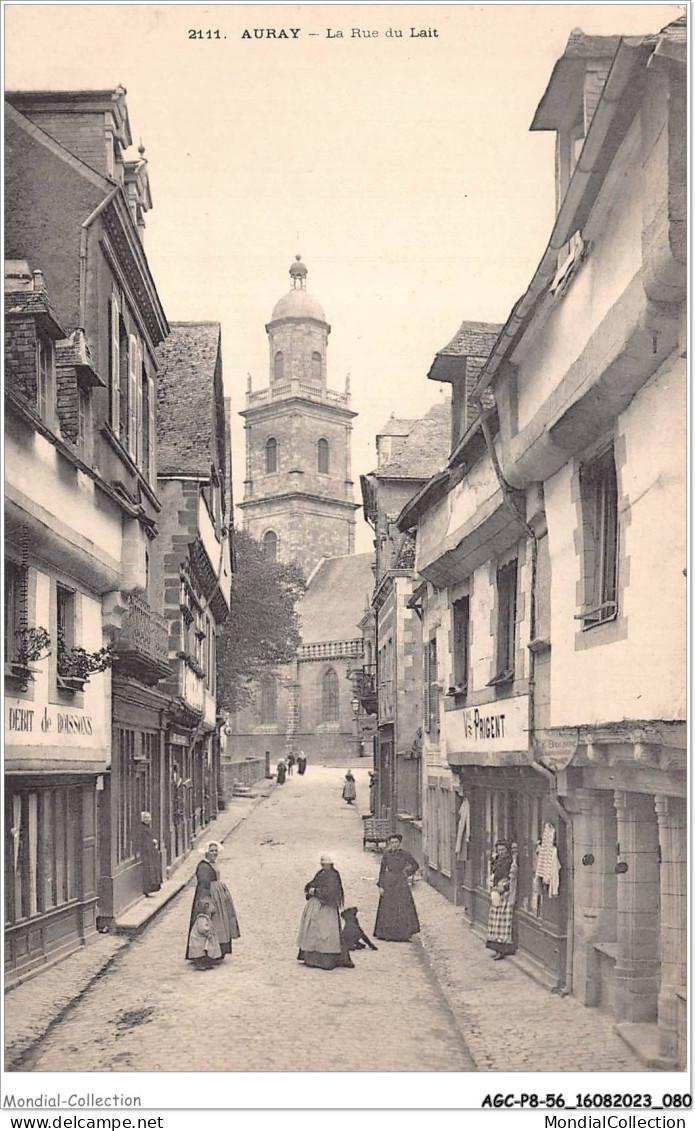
216 530 306 711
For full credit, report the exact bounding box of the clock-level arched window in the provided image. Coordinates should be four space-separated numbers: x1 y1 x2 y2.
263 530 278 561
274 351 284 383
317 438 330 475
265 436 278 474
311 351 322 382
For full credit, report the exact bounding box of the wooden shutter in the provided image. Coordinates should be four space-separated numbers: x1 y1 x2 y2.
423 645 430 733
147 375 156 483
110 295 120 434
127 335 138 459
135 350 144 467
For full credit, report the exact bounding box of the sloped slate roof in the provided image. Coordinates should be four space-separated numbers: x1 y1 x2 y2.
298 552 374 644
376 416 415 438
155 321 221 476
375 400 451 478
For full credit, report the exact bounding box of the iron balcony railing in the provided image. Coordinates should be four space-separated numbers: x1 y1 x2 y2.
114 593 170 684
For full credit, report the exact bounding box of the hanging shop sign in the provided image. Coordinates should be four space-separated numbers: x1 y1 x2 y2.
445 694 529 756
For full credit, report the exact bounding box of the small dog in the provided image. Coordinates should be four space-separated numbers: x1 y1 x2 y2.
341 906 378 951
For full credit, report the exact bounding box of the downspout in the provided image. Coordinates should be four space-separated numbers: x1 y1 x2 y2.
79 187 120 328
476 406 574 996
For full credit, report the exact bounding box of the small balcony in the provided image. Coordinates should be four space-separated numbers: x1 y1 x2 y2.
113 593 171 685
348 663 377 716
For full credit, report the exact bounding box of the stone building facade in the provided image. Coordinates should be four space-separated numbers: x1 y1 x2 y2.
238 257 359 580
398 20 686 1068
4 88 170 967
153 322 233 865
359 403 451 863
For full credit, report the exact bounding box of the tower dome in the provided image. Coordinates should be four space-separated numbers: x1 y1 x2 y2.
270 255 327 324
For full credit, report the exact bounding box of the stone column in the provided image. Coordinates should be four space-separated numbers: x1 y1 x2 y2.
613 790 660 1023
568 789 617 1006
655 795 687 1060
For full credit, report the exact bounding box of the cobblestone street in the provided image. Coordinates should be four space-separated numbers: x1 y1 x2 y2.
10 765 645 1075
21 767 473 1073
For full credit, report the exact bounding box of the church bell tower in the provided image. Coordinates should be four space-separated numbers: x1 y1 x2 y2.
239 256 359 579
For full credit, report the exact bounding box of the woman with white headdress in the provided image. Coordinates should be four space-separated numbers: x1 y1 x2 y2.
137 811 162 897
297 854 353 970
186 842 240 969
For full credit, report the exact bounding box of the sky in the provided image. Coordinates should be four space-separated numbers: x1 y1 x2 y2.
5 2 682 553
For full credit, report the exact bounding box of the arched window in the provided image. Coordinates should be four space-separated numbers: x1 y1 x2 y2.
317 438 330 475
311 351 322 382
260 674 277 725
265 436 277 474
263 530 278 561
322 668 339 723
274 351 284 383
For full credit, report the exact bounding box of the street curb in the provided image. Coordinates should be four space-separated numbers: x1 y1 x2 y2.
411 933 480 1071
4 781 276 1071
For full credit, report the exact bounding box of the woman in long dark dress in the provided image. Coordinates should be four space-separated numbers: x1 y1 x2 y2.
342 770 357 804
297 753 307 775
486 840 518 960
186 842 240 969
374 834 420 941
297 854 353 970
276 760 287 785
137 811 162 897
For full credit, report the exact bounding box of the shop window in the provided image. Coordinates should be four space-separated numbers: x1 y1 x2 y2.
452 595 470 692
4 785 81 924
317 438 330 475
274 351 284 383
260 675 277 725
424 636 440 736
322 667 339 723
265 437 278 474
263 530 278 561
579 448 618 627
311 351 322 382
492 559 517 684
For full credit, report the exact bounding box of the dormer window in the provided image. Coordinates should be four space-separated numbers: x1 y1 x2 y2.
36 332 56 425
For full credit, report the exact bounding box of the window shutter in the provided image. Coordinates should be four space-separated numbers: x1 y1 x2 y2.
127 335 138 459
110 296 120 434
423 646 431 733
147 375 156 483
135 347 144 466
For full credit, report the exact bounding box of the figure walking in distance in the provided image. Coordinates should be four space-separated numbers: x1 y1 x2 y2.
186 842 240 969
286 751 296 776
342 769 357 805
486 840 518 960
137 811 162 897
297 751 307 775
276 759 287 785
297 854 354 970
374 834 420 942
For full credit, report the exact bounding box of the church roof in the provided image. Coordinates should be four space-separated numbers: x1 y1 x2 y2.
298 553 374 644
373 400 451 479
270 287 327 324
269 256 328 324
155 321 223 475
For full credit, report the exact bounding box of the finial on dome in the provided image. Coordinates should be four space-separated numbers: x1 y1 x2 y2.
138 139 146 158
289 254 308 290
